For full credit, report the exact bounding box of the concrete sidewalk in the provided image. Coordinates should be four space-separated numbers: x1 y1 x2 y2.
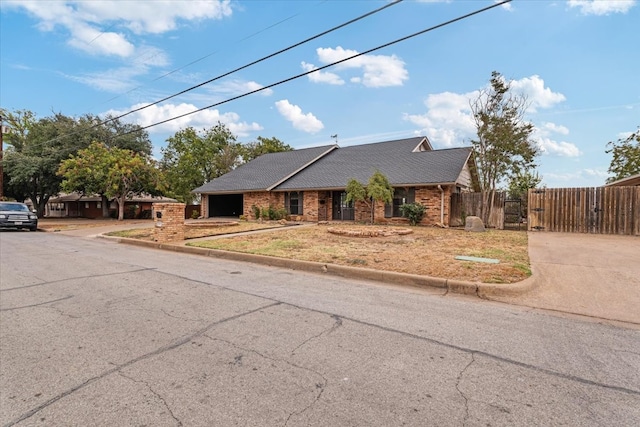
487 232 640 325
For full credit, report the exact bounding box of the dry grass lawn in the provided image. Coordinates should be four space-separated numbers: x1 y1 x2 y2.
106 222 284 240
188 224 531 284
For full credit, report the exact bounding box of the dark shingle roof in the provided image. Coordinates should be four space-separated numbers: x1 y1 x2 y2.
193 145 336 194
275 139 472 190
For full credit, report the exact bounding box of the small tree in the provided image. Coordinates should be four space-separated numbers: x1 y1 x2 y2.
606 127 640 183
345 171 393 224
471 71 538 223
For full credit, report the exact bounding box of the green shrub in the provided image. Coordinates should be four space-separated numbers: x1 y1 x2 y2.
252 205 260 220
399 203 426 226
190 209 200 219
261 207 270 220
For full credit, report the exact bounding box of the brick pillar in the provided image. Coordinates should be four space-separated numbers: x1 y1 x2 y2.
152 203 185 243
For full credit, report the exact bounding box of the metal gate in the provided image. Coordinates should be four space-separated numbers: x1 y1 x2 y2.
503 199 523 230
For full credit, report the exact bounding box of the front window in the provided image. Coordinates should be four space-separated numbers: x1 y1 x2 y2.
285 191 303 215
385 187 415 218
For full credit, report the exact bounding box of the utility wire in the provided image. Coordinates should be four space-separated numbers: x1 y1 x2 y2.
99 0 403 125
94 2 323 109
24 0 402 148
127 0 512 134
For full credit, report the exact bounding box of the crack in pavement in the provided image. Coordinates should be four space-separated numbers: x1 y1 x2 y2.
0 268 156 292
118 372 183 426
290 314 343 356
455 353 475 426
148 268 640 397
3 301 281 427
202 336 328 426
0 295 73 312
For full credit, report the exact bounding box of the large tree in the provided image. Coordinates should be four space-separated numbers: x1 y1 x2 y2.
1 110 82 216
606 127 640 183
1 108 153 217
59 142 164 220
160 122 243 204
345 170 394 224
242 136 292 163
470 71 538 222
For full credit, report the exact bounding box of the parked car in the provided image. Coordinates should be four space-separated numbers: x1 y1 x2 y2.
0 202 38 231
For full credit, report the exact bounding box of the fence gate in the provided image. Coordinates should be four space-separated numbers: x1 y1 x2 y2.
527 187 640 235
503 199 523 230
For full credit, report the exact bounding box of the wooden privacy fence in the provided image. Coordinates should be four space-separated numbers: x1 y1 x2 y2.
450 191 505 229
528 186 640 236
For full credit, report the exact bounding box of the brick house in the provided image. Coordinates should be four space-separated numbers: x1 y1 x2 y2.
45 193 178 219
193 137 478 226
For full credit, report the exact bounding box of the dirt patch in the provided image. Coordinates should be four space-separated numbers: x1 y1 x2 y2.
189 224 530 284
106 221 285 240
327 227 413 237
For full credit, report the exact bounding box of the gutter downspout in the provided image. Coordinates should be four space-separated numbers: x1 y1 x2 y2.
437 185 445 225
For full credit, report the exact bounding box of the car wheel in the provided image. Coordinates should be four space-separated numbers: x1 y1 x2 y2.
30 226 38 232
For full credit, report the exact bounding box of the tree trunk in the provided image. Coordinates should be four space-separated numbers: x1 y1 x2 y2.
101 194 110 218
117 195 126 220
370 201 375 224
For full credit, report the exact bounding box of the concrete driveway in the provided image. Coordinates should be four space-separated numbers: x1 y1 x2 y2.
488 232 640 325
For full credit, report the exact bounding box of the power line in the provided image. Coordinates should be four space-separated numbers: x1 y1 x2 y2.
104 0 403 125
92 1 326 109
24 0 403 148
128 0 512 134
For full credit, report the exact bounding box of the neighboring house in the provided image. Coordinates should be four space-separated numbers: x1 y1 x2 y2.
605 173 640 187
45 193 178 219
194 137 478 226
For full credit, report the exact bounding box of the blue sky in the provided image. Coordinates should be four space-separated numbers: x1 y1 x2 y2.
1 0 638 188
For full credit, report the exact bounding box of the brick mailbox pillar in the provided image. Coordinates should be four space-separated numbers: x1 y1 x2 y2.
152 202 185 243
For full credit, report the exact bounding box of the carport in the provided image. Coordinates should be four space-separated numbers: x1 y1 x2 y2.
208 194 243 217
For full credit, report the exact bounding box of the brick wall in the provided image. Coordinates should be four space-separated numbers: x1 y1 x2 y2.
152 202 185 242
415 186 451 225
243 191 285 219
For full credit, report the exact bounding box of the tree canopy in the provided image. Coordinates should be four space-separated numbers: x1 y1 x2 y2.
161 124 291 204
345 170 394 223
1 108 153 216
242 136 293 162
59 142 164 220
160 122 244 204
606 127 640 183
471 71 538 191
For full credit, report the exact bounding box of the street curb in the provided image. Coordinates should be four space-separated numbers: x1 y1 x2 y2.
99 235 537 297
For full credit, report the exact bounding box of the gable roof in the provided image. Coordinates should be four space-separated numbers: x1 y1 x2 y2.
193 144 337 194
604 173 640 187
275 139 472 191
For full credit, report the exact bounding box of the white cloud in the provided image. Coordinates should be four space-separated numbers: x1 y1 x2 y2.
568 0 636 15
404 75 576 155
103 102 262 137
307 46 408 88
209 80 273 97
275 100 324 133
4 0 232 57
301 62 344 85
545 168 609 183
533 122 580 157
403 91 478 147
541 122 570 135
510 75 566 112
535 137 582 157
495 0 513 11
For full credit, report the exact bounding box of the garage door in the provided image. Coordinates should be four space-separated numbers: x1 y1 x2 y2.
208 194 243 217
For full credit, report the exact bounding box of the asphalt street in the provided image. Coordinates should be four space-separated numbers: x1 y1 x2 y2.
1 230 639 426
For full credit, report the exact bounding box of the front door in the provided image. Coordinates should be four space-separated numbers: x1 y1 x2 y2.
332 191 354 220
